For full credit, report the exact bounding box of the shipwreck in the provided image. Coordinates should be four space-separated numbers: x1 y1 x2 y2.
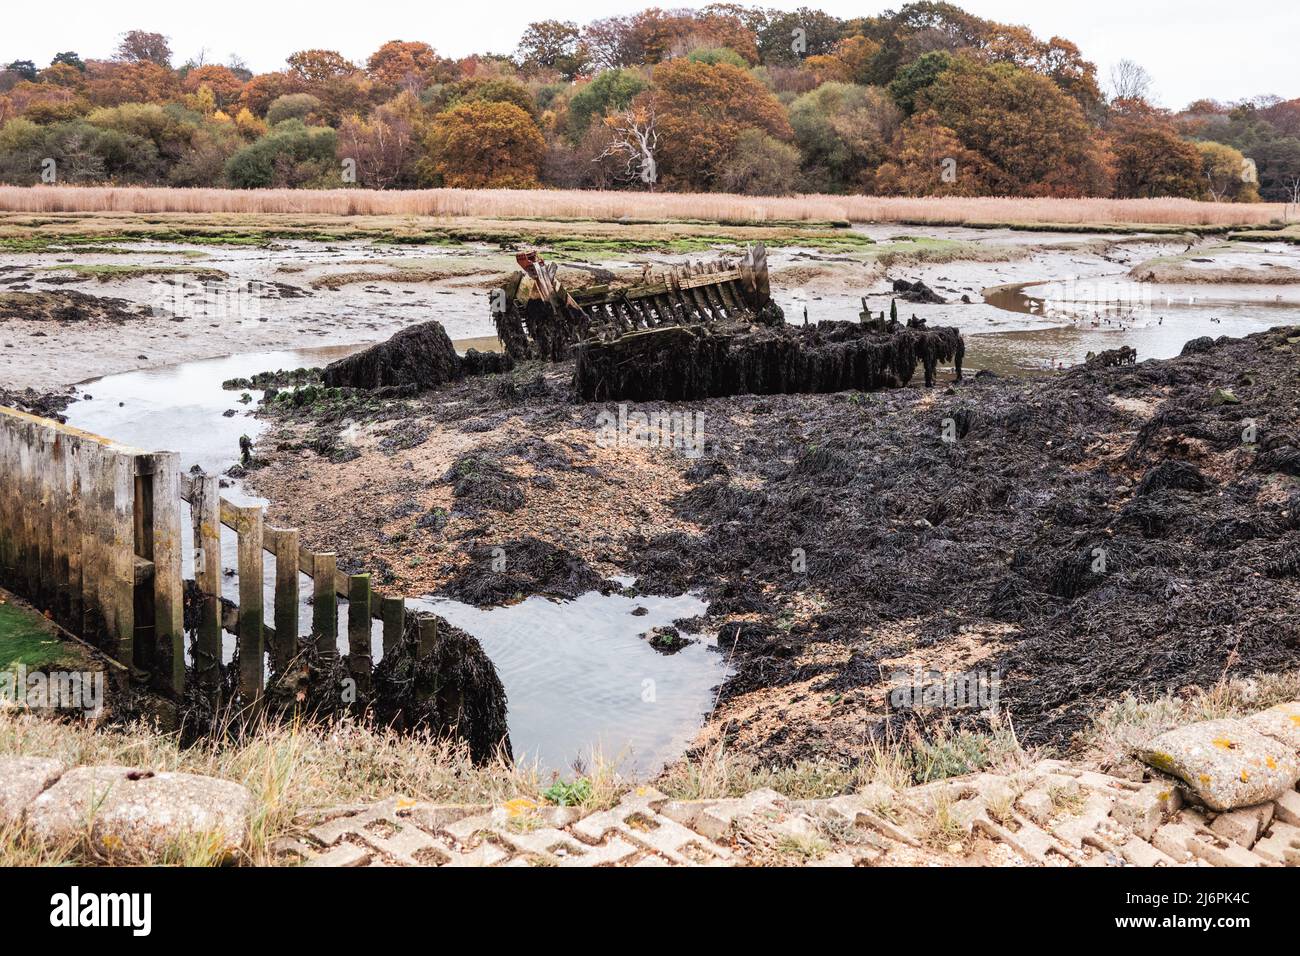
493 243 965 402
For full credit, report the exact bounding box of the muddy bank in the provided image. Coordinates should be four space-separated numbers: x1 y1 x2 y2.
241 322 1300 767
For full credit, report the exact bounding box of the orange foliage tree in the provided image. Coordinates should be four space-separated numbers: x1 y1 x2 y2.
421 100 545 187
649 58 792 190
919 56 1110 195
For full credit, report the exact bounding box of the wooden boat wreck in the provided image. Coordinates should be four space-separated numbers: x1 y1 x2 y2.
491 243 964 402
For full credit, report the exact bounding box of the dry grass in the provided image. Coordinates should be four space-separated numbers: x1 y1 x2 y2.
1078 669 1300 773
0 185 1290 228
0 707 539 865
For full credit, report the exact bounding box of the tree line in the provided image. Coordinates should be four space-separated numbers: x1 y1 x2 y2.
1 2 1296 202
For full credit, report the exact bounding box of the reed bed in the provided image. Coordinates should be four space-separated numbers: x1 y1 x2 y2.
0 185 1289 227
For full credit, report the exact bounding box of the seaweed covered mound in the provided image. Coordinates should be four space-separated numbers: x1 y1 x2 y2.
372 612 511 763
322 320 512 391
574 320 964 402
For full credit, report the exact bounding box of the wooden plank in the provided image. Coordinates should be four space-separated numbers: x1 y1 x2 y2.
189 472 223 695
347 574 371 693
235 505 265 702
149 451 185 698
273 527 300 669
381 596 405 657
312 552 338 656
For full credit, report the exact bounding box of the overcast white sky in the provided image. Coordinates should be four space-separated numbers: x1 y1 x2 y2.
4 0 1295 109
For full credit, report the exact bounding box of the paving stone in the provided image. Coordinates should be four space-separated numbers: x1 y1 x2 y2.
572 788 731 865
1274 790 1300 827
1118 837 1177 867
25 765 251 857
1017 790 1055 825
306 842 371 867
1112 782 1182 840
1252 821 1300 865
1209 804 1273 848
977 816 1078 865
1151 823 1199 864
1138 719 1300 811
659 788 784 842
0 756 64 825
1054 794 1127 850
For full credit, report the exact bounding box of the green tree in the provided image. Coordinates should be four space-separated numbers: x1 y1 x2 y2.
567 69 646 141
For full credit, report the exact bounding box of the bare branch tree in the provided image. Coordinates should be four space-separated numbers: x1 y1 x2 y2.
598 103 658 190
1110 59 1153 103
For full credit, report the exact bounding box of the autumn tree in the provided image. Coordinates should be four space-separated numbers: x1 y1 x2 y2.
873 109 997 195
1108 102 1202 198
421 100 544 188
920 56 1110 195
649 58 793 190
366 41 452 93
85 61 180 107
1197 141 1259 202
517 21 590 80
114 31 172 67
239 72 305 117
183 65 245 110
287 50 357 83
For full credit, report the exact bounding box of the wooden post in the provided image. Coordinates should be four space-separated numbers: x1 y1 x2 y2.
77 442 102 639
189 473 223 696
312 552 337 657
149 452 184 698
105 451 136 669
62 437 83 631
273 528 300 669
417 616 438 659
380 596 405 658
235 505 264 702
347 574 371 693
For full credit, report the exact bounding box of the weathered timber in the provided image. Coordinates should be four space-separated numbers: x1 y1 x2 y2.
272 526 300 669
313 552 338 656
235 505 265 702
575 320 965 402
494 244 774 361
347 574 372 692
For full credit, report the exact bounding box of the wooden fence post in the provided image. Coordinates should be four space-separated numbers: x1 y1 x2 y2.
190 473 223 696
236 505 265 702
105 451 136 669
149 452 184 698
312 552 337 657
273 528 300 669
347 574 371 693
381 596 405 658
417 616 438 659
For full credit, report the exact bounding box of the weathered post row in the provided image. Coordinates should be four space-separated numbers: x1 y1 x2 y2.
0 407 414 707
0 407 183 695
177 474 407 697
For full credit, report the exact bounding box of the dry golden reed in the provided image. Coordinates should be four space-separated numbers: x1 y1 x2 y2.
0 185 1289 227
